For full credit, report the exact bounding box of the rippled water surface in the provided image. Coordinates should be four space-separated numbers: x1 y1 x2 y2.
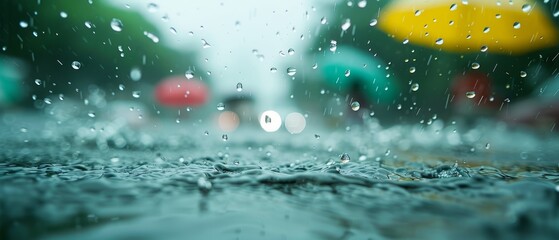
1 112 558 240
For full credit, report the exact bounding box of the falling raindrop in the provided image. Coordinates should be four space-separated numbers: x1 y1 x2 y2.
522 4 532 13
110 18 123 32
513 22 521 29
287 67 297 76
520 71 527 78
435 38 444 45
340 153 350 163
471 62 480 69
466 91 476 98
411 83 420 91
341 19 351 31
369 18 378 26
351 101 360 111
71 61 81 70
217 102 225 111
236 82 243 92
132 91 141 98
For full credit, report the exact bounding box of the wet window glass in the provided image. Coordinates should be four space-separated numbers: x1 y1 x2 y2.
1 0 559 239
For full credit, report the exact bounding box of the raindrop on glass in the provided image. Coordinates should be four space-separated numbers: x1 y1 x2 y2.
202 39 211 48
520 71 527 78
409 67 416 73
85 21 94 29
19 21 29 28
483 27 490 33
110 18 123 32
513 22 521 29
236 82 243 92
466 91 476 99
450 3 457 11
147 3 159 12
144 31 159 43
132 91 141 98
60 11 68 18
270 67 277 73
522 4 532 13
34 79 42 85
88 111 96 118
411 83 420 91
351 101 360 111
320 17 327 24
169 27 177 34
357 0 367 8
287 67 297 76
71 61 81 70
369 18 378 26
435 38 444 45
471 62 480 69
344 69 351 77
130 67 141 81
480 45 488 52
288 48 295 55
340 153 350 163
185 70 194 79
222 134 228 141
415 10 422 16
217 102 225 111
329 40 338 52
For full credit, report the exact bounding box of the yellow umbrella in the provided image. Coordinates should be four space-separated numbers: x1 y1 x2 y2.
378 0 559 54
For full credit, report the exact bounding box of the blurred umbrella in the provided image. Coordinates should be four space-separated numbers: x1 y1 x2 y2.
378 0 559 54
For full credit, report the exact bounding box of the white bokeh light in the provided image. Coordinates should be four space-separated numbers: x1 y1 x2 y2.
284 112 306 134
259 110 282 132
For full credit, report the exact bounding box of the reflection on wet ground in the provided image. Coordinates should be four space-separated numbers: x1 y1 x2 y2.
1 112 558 240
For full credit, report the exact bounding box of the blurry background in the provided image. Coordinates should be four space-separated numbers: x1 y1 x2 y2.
2 0 559 132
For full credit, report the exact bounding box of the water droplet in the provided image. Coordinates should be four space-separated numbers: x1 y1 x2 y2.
60 11 68 18
344 69 351 77
513 22 521 29
20 127 28 133
522 4 532 13
85 21 94 29
110 18 123 32
132 91 141 98
185 70 194 79
118 84 125 91
320 17 327 24
287 67 297 76
312 63 318 69
197 177 212 190
71 61 81 70
58 94 64 100
19 21 29 28
201 39 211 48
369 18 378 26
217 102 225 111
34 79 42 85
350 101 360 111
288 48 295 55
402 38 409 44
329 40 337 52
485 143 491 149
450 3 457 11
143 31 159 43
409 67 416 73
340 153 350 163
520 71 527 78
480 45 488 52
88 111 96 118
222 134 228 141
411 83 420 91
130 67 142 81
415 10 422 16
314 134 320 139
483 27 490 33
147 3 159 12
270 67 277 73
466 91 476 99
341 19 351 31
496 13 502 19
265 115 272 123
471 62 480 69
357 0 367 8
236 82 243 92
169 27 177 34
435 38 444 45
44 98 52 104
